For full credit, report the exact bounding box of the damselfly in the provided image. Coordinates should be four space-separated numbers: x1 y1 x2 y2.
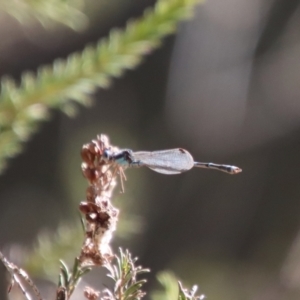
103 148 242 175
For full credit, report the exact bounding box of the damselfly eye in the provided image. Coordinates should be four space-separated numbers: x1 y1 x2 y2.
103 150 111 160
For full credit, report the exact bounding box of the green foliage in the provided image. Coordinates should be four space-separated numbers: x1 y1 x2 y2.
152 271 205 300
0 0 203 173
0 0 88 30
58 257 91 298
152 271 180 300
106 248 150 300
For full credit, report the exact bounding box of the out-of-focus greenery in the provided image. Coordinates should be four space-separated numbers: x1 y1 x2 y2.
152 271 205 300
24 222 84 280
0 0 88 30
152 271 180 300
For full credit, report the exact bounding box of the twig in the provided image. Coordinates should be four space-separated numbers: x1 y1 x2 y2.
0 251 43 300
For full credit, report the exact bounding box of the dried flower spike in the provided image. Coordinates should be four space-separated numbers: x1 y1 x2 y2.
79 135 119 267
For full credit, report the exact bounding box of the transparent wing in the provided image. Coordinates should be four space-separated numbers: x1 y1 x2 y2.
131 148 194 174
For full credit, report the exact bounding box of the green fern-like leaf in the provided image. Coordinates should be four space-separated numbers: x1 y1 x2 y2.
0 0 203 172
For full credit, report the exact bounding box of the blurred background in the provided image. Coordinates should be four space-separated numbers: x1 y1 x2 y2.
1 0 300 299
